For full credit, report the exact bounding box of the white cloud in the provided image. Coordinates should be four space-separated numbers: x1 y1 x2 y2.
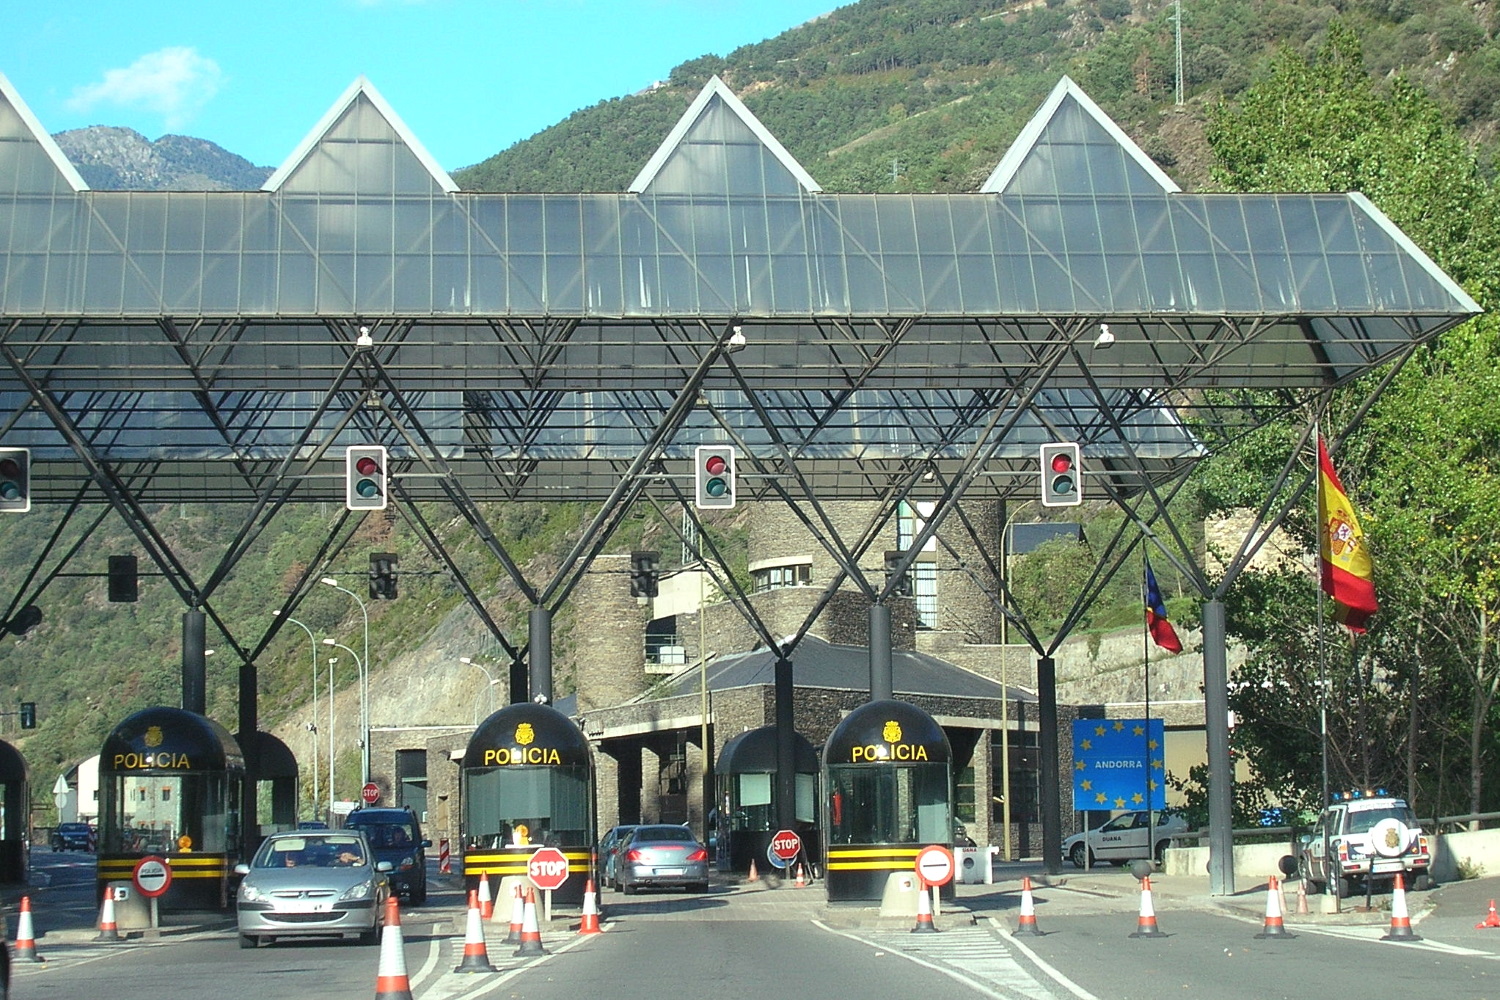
66 47 224 130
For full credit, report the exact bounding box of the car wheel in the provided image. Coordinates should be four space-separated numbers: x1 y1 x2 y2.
1153 840 1169 865
1069 843 1090 868
622 880 637 895
1333 876 1352 899
1297 853 1324 894
691 882 709 893
408 884 426 906
1413 872 1434 892
239 933 258 949
359 926 379 945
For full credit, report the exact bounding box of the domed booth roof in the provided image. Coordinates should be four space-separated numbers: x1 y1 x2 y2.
463 702 590 768
823 699 951 764
0 739 28 782
101 706 244 771
237 731 297 779
716 725 818 774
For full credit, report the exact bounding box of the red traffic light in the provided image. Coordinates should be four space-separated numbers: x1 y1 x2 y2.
705 455 727 476
355 456 380 476
1050 452 1072 473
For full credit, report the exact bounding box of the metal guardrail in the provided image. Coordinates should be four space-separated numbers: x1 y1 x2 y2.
1166 825 1293 844
1433 811 1500 834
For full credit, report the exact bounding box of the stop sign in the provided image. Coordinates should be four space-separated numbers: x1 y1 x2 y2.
528 846 570 891
770 829 801 862
360 782 380 805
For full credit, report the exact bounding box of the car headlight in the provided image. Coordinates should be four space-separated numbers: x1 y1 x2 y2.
398 856 415 871
340 879 375 901
240 883 263 902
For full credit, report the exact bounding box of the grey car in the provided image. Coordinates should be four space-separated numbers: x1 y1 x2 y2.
235 831 391 948
617 824 709 894
599 824 638 891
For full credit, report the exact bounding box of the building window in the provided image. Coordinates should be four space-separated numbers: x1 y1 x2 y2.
897 502 939 629
752 563 810 592
645 616 686 665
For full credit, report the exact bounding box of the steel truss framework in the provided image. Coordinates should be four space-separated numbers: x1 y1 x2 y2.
0 71 1480 881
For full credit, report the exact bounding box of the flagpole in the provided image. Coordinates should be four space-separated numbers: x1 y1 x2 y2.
1144 548 1155 861
1316 427 1334 910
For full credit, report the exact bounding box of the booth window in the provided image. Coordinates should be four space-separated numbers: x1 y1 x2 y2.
826 762 950 845
464 765 589 848
105 772 232 854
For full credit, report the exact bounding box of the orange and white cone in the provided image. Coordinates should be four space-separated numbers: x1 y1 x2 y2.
513 886 547 956
911 883 938 933
1478 899 1500 929
794 863 807 888
1129 875 1164 937
375 896 414 1000
504 883 525 943
1382 873 1420 941
747 858 759 882
1254 875 1293 939
95 885 122 942
453 889 498 972
579 879 602 935
1296 878 1310 915
477 874 493 920
14 894 43 962
1014 875 1043 936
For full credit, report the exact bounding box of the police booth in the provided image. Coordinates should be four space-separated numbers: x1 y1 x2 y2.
822 699 954 902
97 706 245 909
0 739 29 883
714 725 819 875
460 702 594 906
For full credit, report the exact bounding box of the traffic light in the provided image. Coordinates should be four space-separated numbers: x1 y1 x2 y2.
1039 442 1082 507
108 554 139 603
345 445 388 511
630 551 660 598
884 550 912 597
0 447 30 513
19 702 35 729
694 445 735 510
369 552 399 600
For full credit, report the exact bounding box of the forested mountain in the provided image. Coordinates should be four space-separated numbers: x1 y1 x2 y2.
6 0 1500 822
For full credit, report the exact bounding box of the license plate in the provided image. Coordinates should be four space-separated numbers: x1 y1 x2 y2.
655 867 683 876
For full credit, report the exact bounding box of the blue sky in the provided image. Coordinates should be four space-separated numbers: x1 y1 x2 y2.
0 0 838 171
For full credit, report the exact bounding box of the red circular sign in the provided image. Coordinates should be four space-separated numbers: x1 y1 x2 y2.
770 829 801 862
528 846 570 891
914 845 955 887
132 855 173 898
360 782 381 805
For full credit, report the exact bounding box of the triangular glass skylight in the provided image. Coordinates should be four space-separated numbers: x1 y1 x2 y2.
981 76 1177 196
0 71 88 195
262 76 457 196
629 75 820 196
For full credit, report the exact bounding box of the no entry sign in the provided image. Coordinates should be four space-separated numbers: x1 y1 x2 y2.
914 844 955 887
528 846 570 891
133 855 173 898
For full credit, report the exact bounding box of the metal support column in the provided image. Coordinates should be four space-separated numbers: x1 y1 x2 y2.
1203 599 1235 895
1037 655 1061 875
775 657 795 832
182 610 206 715
869 604 892 702
529 607 552 704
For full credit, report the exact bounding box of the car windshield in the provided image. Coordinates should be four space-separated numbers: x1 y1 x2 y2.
1098 813 1141 832
633 826 694 843
351 823 413 848
254 835 367 868
1347 804 1416 834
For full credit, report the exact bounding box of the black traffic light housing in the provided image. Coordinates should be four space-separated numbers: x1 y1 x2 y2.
369 552 399 600
345 445 388 511
884 550 912 597
108 554 139 603
0 447 30 513
19 702 36 729
694 445 735 510
630 551 660 598
1039 442 1082 507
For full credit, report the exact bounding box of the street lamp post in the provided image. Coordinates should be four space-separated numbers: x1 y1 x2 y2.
273 610 320 815
327 656 337 821
458 657 499 722
321 577 370 783
322 639 365 792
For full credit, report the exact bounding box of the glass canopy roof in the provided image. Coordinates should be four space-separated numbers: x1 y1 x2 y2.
0 72 1479 503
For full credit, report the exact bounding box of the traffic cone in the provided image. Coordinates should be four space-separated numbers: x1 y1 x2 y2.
95 885 121 942
375 896 414 1000
747 858 759 882
579 879 602 935
1254 875 1293 939
1129 875 1164 937
794 863 807 888
453 889 498 973
1296 878 1310 915
504 883 524 944
477 874 493 920
911 884 938 933
1478 900 1500 929
1382 873 1420 942
1013 875 1043 936
513 886 547 956
14 894 43 962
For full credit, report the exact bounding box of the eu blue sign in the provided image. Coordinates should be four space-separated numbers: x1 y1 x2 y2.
1071 718 1165 812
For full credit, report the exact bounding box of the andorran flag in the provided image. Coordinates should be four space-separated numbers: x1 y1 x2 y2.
1317 437 1378 632
1144 561 1182 653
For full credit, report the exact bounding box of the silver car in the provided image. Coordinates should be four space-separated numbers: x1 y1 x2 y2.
617 824 709 894
235 831 391 948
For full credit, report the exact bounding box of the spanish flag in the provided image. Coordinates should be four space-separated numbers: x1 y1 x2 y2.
1317 437 1378 632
